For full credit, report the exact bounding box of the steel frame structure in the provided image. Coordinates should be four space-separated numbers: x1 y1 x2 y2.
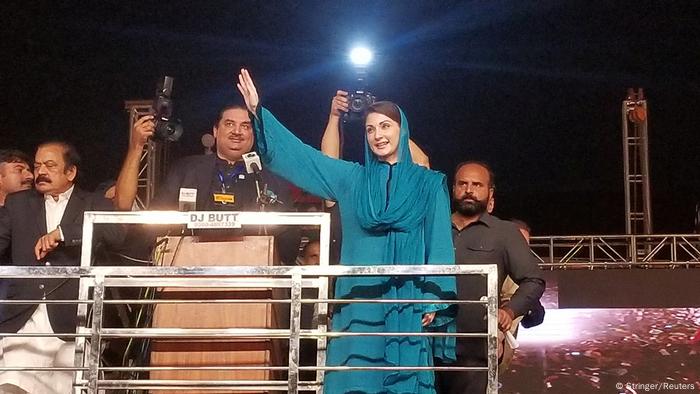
622 90 653 235
530 234 700 269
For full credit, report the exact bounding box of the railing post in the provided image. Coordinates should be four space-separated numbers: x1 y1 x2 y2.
486 265 499 394
87 275 105 394
315 276 329 393
316 212 331 392
288 273 302 394
74 212 96 393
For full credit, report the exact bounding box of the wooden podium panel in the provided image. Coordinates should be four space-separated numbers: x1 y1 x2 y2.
149 236 288 393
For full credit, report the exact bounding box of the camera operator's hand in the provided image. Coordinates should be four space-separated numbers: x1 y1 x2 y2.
114 114 154 211
330 90 349 118
131 115 154 150
237 68 259 115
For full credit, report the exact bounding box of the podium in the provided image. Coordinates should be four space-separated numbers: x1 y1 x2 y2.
149 235 289 393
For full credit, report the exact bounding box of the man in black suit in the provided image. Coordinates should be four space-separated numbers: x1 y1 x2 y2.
0 141 123 393
117 104 290 210
114 104 298 263
0 150 34 329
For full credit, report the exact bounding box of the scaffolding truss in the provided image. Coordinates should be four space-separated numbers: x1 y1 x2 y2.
622 89 653 235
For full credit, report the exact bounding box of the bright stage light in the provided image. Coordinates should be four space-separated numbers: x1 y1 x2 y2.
349 46 373 67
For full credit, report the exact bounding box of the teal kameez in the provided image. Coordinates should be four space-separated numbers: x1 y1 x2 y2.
253 106 456 394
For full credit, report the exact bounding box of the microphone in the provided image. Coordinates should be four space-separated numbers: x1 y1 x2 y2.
242 152 262 174
263 189 283 205
240 152 282 207
178 188 197 211
242 152 265 209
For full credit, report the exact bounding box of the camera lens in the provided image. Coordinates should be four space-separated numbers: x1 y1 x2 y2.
350 96 366 113
154 119 183 142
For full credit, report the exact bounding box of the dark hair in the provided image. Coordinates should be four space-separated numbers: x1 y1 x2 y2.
454 160 495 188
301 239 320 257
367 101 401 125
510 219 531 234
37 141 81 171
0 149 31 168
215 103 248 127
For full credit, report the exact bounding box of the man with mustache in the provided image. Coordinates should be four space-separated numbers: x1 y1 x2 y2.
0 149 34 323
114 104 297 262
435 161 545 394
0 149 33 266
116 104 293 212
0 141 124 393
0 150 33 208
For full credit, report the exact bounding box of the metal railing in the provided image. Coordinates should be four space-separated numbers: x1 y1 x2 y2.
0 211 500 393
1 264 498 393
530 234 700 269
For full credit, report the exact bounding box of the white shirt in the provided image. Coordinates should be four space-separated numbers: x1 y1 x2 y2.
44 185 74 237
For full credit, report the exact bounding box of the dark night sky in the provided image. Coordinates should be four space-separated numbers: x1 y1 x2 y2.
1 1 699 235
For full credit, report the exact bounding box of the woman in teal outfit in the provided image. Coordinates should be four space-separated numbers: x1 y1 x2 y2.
237 69 456 393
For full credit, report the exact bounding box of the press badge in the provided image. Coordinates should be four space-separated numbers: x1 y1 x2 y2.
213 193 235 204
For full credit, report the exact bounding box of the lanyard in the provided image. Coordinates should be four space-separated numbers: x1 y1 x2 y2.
217 164 246 193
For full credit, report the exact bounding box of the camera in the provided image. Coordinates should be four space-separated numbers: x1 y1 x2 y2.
152 76 183 142
348 90 376 114
344 89 376 124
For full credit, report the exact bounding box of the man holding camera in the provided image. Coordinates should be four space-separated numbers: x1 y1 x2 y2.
114 104 298 263
116 105 290 210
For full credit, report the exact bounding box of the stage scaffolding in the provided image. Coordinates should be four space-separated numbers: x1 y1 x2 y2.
530 234 700 269
622 89 653 235
0 211 500 394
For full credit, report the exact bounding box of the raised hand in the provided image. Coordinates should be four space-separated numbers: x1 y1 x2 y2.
236 68 259 115
330 90 349 118
131 115 154 150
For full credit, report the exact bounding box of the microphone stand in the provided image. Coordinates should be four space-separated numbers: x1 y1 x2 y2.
250 163 268 235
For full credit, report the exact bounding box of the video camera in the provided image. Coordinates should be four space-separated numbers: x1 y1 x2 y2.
152 76 183 142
